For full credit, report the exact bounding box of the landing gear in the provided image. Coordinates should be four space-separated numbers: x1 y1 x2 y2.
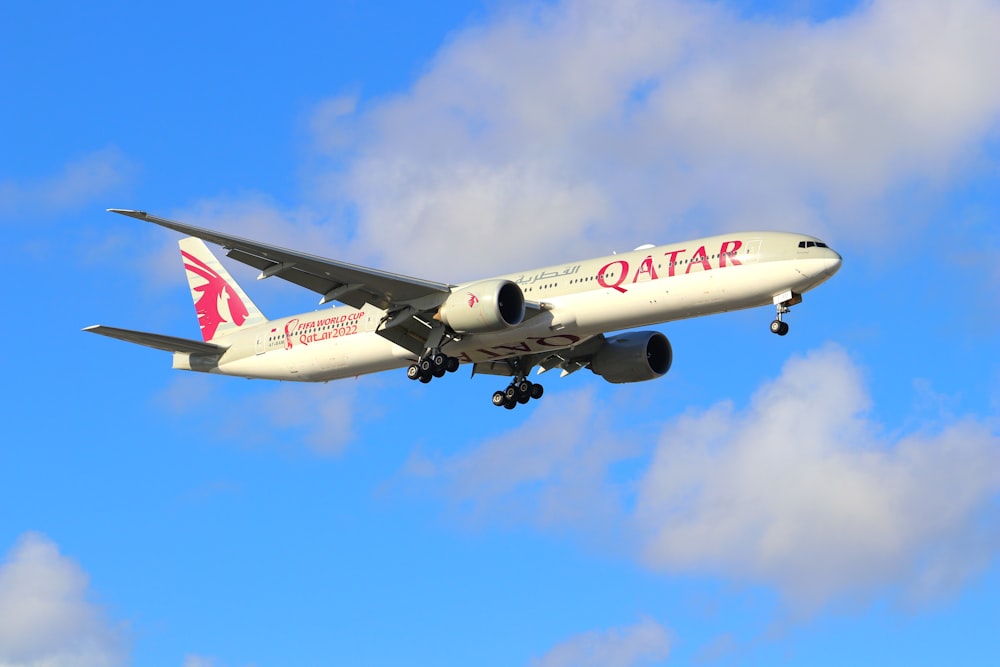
406 351 460 383
770 290 801 336
408 346 545 410
490 376 544 410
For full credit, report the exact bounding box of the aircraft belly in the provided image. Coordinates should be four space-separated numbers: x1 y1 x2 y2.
310 333 408 380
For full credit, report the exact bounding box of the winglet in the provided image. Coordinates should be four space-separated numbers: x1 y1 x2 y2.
107 208 148 219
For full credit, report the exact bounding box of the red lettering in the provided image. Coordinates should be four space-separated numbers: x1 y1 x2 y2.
664 249 686 277
719 240 742 267
685 246 711 274
633 255 659 283
598 260 629 293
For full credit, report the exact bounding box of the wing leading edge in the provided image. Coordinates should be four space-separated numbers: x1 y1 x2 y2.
83 325 226 355
107 209 453 312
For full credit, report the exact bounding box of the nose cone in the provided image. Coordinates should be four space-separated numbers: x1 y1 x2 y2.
823 248 843 278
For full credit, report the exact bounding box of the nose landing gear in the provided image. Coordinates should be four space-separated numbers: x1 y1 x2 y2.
770 290 801 336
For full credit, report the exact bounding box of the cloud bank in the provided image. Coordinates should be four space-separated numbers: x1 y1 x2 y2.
0 532 128 667
413 345 1000 610
635 344 1000 609
304 0 1000 278
140 0 1000 303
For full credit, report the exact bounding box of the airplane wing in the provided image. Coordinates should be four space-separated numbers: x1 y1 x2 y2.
83 325 226 355
108 210 453 312
108 209 456 355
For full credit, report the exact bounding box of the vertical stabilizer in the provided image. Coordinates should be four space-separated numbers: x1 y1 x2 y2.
179 237 267 341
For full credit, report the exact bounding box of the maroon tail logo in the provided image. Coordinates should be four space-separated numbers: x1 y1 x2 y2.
181 250 250 341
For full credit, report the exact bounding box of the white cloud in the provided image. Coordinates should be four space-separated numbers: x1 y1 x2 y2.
157 373 366 457
404 387 635 535
248 381 361 456
0 147 136 221
0 532 128 667
413 345 1000 609
123 1 1000 293
530 617 671 667
301 0 1000 278
633 344 1000 609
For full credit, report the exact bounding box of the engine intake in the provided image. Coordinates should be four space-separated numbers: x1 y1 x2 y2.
437 279 525 334
590 331 672 383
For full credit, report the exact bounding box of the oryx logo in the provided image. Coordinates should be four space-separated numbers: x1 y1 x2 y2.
284 318 298 350
182 250 250 341
467 292 480 308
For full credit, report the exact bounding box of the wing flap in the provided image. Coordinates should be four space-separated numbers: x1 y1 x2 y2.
226 248 374 310
83 325 226 355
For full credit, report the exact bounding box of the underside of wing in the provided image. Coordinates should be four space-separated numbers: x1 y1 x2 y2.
472 335 605 378
83 325 227 355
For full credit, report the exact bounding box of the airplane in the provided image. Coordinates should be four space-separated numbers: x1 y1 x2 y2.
85 209 842 409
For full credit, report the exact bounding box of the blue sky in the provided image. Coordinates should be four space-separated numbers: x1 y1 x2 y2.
2 1 999 665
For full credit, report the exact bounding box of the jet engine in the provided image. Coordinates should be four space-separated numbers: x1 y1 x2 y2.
589 331 672 383
436 279 526 334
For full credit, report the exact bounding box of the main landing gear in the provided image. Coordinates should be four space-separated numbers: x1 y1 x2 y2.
770 290 802 336
491 378 544 410
488 357 544 409
406 352 460 383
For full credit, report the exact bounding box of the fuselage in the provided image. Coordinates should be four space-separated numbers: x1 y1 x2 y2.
175 231 841 382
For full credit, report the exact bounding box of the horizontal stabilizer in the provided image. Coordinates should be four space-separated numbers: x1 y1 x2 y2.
83 325 226 355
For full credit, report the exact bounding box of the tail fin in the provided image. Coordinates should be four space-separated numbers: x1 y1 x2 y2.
179 237 267 342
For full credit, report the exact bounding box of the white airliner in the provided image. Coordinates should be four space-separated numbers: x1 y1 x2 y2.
85 209 842 409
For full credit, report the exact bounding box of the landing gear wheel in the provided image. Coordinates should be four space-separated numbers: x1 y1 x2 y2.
770 320 789 336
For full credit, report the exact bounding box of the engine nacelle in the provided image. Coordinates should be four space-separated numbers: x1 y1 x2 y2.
436 279 525 334
589 331 672 384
